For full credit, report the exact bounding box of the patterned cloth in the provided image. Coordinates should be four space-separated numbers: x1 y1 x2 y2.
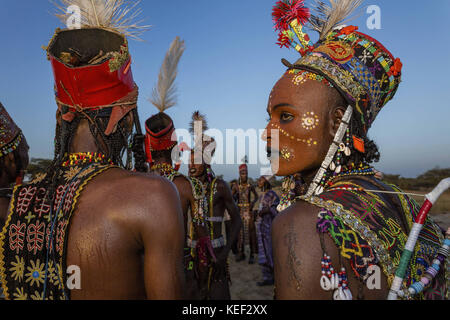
306 176 447 300
256 190 279 269
237 183 258 255
0 102 23 158
0 159 115 300
288 26 402 131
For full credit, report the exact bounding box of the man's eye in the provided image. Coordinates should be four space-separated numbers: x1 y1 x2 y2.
280 113 294 122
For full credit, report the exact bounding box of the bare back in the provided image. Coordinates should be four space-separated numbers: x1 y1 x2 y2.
66 168 185 300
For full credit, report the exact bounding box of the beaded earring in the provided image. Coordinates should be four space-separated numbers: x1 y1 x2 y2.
315 128 353 195
319 231 352 300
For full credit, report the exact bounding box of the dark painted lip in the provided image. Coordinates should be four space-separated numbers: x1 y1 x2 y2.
266 147 280 159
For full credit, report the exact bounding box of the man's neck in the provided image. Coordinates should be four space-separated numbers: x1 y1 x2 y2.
298 167 318 187
197 173 208 184
69 119 104 155
152 158 172 167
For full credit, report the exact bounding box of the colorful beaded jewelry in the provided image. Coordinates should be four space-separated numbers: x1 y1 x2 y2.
61 152 113 167
151 162 175 177
288 69 334 88
277 176 296 211
0 133 22 158
403 237 450 298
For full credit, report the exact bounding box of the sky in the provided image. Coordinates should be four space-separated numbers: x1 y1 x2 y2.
0 0 449 181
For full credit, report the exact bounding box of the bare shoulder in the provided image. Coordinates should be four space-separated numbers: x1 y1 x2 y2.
82 168 182 224
273 200 317 236
172 174 193 192
272 199 328 299
215 178 230 192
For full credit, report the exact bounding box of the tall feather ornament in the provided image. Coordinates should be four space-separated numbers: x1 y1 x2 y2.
150 37 185 113
53 0 150 40
309 0 364 40
189 111 208 135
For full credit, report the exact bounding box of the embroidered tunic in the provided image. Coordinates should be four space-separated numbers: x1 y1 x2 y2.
306 176 447 300
0 159 115 300
256 190 280 269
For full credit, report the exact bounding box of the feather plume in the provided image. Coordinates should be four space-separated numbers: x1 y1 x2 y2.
309 0 364 40
149 37 185 113
272 0 310 32
53 0 150 40
189 111 208 135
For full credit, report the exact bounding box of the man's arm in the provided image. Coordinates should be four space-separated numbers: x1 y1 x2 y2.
250 185 259 211
136 177 186 299
173 176 195 238
217 180 242 262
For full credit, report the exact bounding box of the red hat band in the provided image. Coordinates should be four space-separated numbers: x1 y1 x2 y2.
47 28 136 135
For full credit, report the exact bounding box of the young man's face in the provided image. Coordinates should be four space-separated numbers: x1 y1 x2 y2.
188 151 205 178
257 177 266 189
264 72 337 177
239 169 248 182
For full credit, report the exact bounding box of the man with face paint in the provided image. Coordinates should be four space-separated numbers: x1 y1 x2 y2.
188 111 242 300
232 163 259 264
266 0 447 300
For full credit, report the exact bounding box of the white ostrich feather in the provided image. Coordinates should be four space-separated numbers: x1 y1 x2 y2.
53 0 150 40
150 37 185 113
309 0 364 40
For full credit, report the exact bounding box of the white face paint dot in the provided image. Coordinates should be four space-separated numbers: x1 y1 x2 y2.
301 112 320 130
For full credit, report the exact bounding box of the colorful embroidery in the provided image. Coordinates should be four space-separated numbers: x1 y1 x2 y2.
0 155 116 300
305 177 446 300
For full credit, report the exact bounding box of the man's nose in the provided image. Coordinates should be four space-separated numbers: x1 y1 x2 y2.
261 128 268 142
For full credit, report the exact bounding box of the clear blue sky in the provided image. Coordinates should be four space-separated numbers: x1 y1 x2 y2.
0 0 449 180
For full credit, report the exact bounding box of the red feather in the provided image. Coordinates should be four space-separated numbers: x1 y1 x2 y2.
272 0 310 32
276 33 292 48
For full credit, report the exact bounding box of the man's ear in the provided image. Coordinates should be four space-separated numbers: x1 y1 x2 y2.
329 106 346 137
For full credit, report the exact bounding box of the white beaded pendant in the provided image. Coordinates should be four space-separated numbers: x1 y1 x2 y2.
320 275 332 291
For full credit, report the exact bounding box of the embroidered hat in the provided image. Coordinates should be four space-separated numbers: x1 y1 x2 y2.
273 0 402 131
0 102 23 158
46 1 149 135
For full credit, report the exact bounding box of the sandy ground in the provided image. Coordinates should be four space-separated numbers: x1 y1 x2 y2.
227 213 450 301
228 250 274 300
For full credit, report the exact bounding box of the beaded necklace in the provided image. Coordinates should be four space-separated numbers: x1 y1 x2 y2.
61 152 113 167
189 177 208 227
150 162 176 178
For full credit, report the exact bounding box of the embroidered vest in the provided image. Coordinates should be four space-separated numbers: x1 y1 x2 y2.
306 176 447 300
0 159 115 300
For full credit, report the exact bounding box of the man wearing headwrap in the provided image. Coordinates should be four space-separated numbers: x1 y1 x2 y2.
0 2 184 300
232 162 259 264
188 111 242 300
266 0 447 300
255 176 279 286
143 38 206 299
